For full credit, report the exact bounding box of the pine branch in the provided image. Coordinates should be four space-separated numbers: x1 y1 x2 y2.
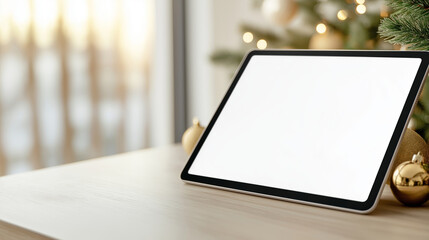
240 24 310 49
210 50 244 67
388 0 429 17
379 0 429 50
379 16 429 50
386 0 429 10
240 24 281 43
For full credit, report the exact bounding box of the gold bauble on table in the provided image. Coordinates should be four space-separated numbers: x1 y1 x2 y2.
182 118 205 155
390 152 429 206
388 128 429 183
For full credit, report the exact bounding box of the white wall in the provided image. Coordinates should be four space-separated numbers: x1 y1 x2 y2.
148 0 174 147
185 0 215 126
186 0 267 126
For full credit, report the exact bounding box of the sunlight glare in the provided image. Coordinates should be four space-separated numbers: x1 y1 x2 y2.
92 0 117 49
63 0 89 49
34 0 59 47
120 0 153 64
11 0 31 45
0 0 12 45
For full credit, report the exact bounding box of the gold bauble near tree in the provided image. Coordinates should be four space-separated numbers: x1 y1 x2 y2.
390 152 429 206
261 0 298 26
309 31 344 49
182 118 205 155
388 128 429 183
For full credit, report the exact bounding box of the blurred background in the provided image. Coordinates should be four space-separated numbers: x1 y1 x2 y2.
0 0 397 175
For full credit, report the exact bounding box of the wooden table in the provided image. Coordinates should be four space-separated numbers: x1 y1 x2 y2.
0 145 428 239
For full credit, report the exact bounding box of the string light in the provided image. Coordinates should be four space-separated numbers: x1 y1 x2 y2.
316 23 327 34
356 4 366 14
337 10 348 21
242 32 253 43
257 39 267 49
355 0 365 4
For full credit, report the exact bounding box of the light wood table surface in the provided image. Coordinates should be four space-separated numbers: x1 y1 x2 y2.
0 145 428 239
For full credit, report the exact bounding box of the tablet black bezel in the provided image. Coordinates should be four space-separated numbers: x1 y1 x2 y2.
181 50 429 212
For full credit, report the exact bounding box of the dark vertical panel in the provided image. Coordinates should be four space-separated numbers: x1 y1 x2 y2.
88 0 102 157
28 0 42 169
0 46 6 175
142 62 151 148
115 3 126 153
172 0 188 142
58 2 75 163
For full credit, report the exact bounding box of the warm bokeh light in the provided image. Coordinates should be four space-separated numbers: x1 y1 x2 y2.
337 10 348 21
63 0 89 49
356 4 366 14
242 32 253 43
355 0 365 4
257 39 267 49
34 0 59 47
11 0 31 44
316 23 327 34
120 0 153 64
380 6 389 18
0 0 12 44
0 0 153 57
91 0 118 49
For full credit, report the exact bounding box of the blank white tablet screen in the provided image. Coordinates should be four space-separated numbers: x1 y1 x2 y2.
189 55 421 202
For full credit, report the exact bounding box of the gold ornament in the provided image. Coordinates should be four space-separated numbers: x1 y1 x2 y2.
308 31 344 49
388 128 429 183
261 0 298 26
390 152 429 206
182 118 205 155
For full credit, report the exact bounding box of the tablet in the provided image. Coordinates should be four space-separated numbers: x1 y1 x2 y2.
181 50 429 214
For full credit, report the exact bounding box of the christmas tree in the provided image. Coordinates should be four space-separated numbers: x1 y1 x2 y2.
379 0 429 51
211 0 391 69
379 0 429 140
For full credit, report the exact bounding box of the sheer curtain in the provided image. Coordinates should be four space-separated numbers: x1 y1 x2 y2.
0 0 174 175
